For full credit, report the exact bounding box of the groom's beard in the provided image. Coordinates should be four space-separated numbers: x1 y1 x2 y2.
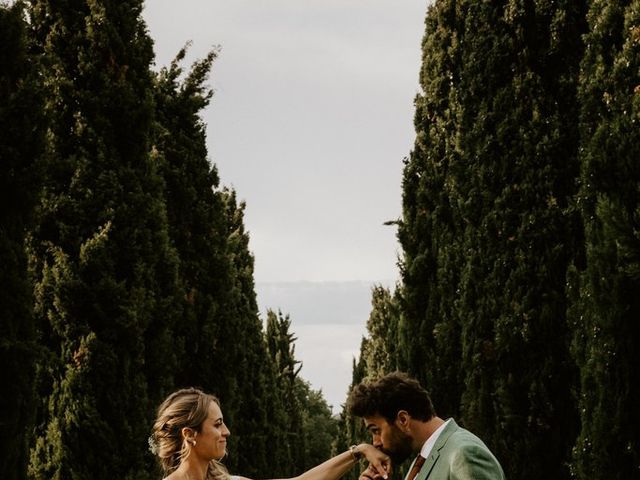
382 426 414 465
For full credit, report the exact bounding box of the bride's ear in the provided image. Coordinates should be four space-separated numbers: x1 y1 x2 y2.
181 427 197 445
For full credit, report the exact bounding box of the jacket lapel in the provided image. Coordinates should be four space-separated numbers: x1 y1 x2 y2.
415 419 458 480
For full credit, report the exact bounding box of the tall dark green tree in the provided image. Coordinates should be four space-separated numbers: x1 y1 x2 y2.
265 309 305 474
396 0 467 420
398 1 586 479
360 286 400 377
0 3 44 478
27 1 180 478
453 3 585 479
569 1 640 478
152 46 232 394
263 308 340 473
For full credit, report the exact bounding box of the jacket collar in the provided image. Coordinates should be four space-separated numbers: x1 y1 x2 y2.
414 419 458 480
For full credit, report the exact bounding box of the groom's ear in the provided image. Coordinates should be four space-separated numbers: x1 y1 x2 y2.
395 410 411 431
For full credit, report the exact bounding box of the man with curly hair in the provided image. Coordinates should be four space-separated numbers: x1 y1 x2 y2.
347 372 505 480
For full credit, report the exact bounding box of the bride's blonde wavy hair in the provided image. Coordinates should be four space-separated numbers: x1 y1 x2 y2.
151 388 230 480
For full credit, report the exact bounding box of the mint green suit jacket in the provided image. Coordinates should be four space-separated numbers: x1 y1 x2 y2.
411 420 505 480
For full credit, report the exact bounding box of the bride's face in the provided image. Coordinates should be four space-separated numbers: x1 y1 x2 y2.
192 402 230 461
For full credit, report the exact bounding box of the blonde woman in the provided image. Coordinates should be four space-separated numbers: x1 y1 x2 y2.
150 388 391 480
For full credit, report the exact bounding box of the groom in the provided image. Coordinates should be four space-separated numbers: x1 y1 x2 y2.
347 372 505 480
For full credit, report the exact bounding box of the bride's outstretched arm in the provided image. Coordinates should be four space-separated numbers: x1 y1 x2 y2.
295 443 389 480
235 443 390 480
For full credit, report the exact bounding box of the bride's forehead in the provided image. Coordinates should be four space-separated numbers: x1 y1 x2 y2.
208 400 223 418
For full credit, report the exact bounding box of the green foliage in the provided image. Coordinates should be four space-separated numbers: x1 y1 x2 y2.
265 309 305 474
266 310 303 384
9 0 640 478
152 44 230 396
396 0 466 418
452 3 585 479
394 1 586 479
27 1 181 478
299 383 338 471
0 2 340 479
264 309 341 474
0 3 44 478
569 1 640 477
358 286 401 379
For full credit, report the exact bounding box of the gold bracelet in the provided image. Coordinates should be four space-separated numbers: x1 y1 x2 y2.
349 444 363 462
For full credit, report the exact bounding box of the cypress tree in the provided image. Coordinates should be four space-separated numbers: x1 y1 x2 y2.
396 0 466 419
152 45 232 394
265 309 306 474
0 3 44 478
569 1 640 477
361 285 400 377
263 310 339 473
27 1 180 478
399 1 586 478
452 3 585 479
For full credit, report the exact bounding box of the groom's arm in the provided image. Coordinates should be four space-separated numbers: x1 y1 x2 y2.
449 443 505 480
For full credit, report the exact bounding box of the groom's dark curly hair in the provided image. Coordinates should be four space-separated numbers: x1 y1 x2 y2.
347 371 436 423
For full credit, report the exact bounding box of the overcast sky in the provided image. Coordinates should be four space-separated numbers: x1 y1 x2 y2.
143 0 429 411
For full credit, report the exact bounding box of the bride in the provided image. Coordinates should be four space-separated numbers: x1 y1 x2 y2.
150 388 391 480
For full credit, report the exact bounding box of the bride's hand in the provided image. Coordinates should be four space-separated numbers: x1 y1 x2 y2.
358 463 389 480
354 444 391 479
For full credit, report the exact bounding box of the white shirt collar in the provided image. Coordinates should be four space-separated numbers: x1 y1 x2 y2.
419 418 451 460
